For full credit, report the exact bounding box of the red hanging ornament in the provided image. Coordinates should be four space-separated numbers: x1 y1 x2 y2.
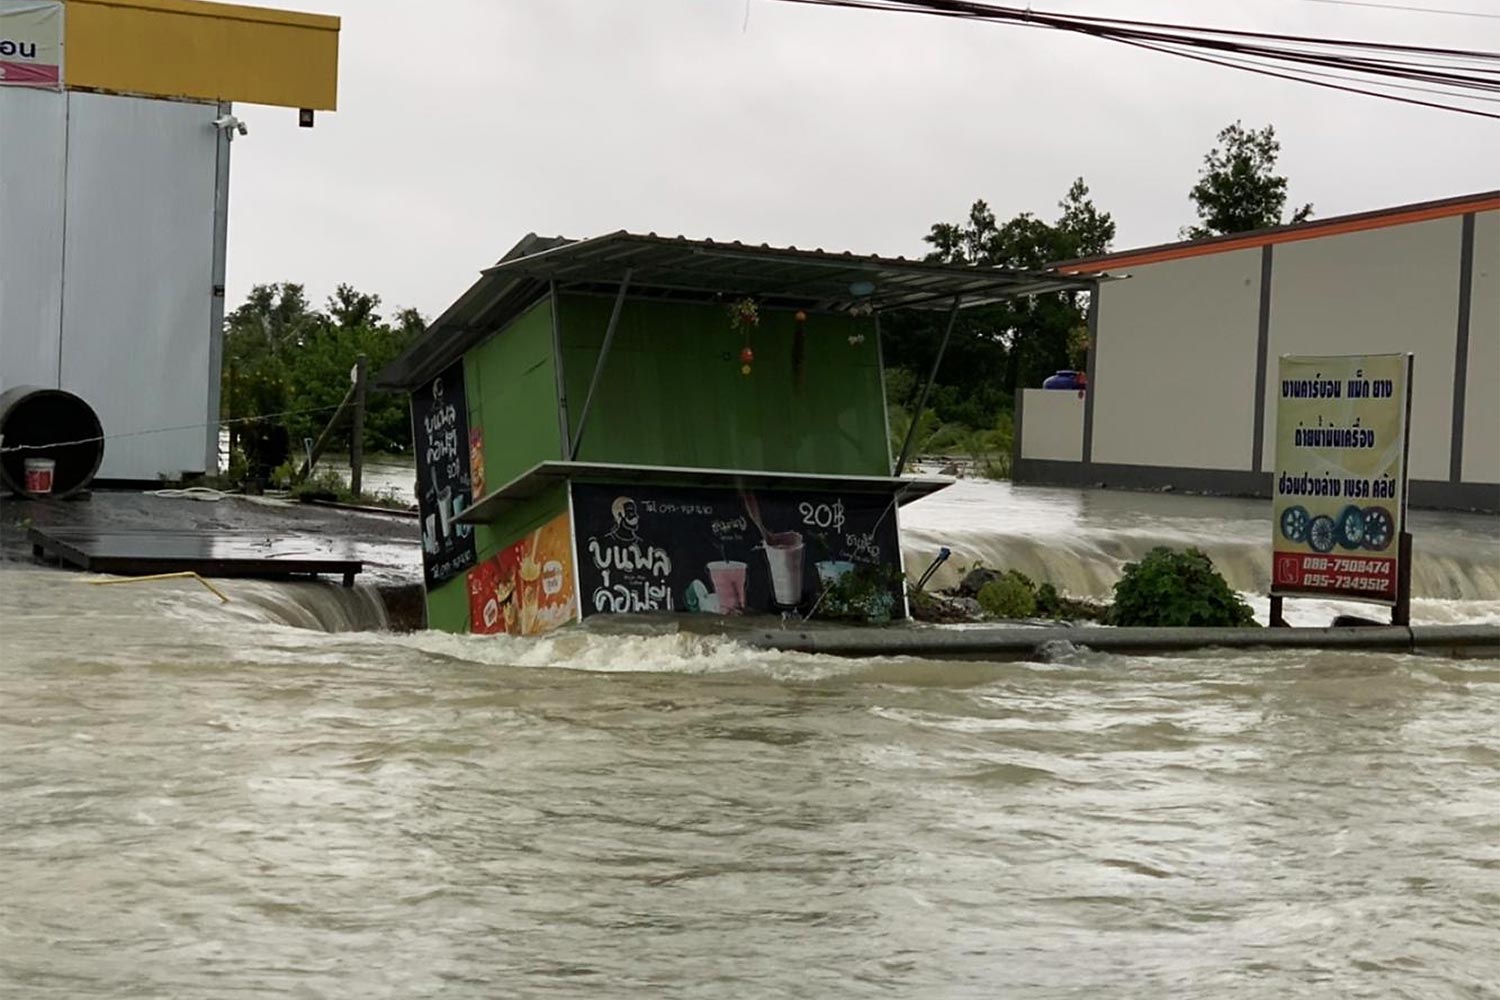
740 346 754 365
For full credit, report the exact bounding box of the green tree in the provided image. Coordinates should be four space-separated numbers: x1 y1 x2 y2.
220 282 424 482
1184 121 1313 239
885 178 1114 429
221 283 324 477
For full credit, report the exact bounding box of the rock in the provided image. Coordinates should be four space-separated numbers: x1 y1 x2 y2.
909 592 984 624
956 567 1003 597
951 596 983 617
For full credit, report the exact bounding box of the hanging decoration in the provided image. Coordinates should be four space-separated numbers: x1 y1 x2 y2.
729 297 759 376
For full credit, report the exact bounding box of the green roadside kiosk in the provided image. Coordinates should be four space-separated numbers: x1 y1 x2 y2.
377 232 1093 636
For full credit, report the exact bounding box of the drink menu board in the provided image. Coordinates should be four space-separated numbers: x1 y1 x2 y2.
570 482 904 619
412 361 477 586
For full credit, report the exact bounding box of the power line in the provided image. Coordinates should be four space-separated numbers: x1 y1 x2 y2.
0 403 347 455
771 0 1500 118
1118 36 1500 119
1300 0 1500 20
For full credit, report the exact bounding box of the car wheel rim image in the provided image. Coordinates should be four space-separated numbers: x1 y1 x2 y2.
1280 505 1310 543
1308 515 1338 553
1335 504 1366 549
1361 506 1395 551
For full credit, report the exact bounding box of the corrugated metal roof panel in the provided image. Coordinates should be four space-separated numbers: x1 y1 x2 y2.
379 230 1106 389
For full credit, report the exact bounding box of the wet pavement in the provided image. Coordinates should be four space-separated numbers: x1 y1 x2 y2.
1 489 422 587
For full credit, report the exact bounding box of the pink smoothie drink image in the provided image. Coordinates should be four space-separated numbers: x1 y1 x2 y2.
764 531 805 606
707 560 748 614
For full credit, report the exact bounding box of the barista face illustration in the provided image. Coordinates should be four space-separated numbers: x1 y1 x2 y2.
608 497 640 543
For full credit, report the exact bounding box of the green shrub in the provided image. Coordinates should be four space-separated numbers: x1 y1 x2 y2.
1107 547 1256 628
1035 582 1062 617
819 563 903 624
977 571 1038 619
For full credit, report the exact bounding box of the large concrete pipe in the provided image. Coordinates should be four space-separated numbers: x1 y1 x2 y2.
0 387 105 499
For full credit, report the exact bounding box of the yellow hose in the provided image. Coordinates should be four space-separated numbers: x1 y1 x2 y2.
84 571 230 604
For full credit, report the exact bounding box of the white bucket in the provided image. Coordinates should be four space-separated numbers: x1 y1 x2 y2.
23 457 56 496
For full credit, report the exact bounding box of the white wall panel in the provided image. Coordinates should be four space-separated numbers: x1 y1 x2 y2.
59 92 217 479
1020 388 1084 462
0 85 66 392
1091 249 1263 470
1263 218 1462 482
1463 210 1499 484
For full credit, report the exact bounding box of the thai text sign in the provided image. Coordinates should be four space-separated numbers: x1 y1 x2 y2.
412 361 477 586
571 482 903 619
1271 353 1411 605
0 1 63 88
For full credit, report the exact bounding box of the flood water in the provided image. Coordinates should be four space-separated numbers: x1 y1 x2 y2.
2 481 1498 997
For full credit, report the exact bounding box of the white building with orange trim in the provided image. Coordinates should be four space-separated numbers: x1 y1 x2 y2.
0 0 338 482
1018 191 1499 512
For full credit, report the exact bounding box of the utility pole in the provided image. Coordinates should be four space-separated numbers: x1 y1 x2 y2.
350 353 367 496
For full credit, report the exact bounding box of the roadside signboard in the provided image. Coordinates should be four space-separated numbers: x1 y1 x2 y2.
412 361 477 586
0 1 63 89
1271 353 1412 606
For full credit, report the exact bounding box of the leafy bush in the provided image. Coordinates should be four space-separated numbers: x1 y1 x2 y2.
819 563 903 624
1035 582 1062 617
977 570 1038 618
287 467 409 510
1107 547 1256 627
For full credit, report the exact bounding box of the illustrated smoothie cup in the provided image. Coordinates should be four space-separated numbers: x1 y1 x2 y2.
707 560 748 614
437 485 453 539
764 531 805 607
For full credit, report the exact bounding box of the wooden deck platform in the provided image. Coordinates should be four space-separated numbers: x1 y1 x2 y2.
29 527 364 587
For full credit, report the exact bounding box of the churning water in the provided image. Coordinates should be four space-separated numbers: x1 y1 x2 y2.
2 482 1498 997
901 480 1500 626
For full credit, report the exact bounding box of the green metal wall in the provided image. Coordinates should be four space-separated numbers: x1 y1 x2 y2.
423 296 565 633
558 295 888 476
467 296 563 488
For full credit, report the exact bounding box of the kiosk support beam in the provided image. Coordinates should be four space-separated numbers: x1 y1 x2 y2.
894 295 961 477
569 269 633 461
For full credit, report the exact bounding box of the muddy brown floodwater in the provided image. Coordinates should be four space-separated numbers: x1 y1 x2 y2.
2 480 1497 997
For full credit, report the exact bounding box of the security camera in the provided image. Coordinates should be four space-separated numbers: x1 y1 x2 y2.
211 114 248 140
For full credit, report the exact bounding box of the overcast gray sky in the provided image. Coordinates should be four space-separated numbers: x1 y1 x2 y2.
224 0 1500 321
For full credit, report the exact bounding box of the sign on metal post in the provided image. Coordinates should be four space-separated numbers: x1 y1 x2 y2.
1270 353 1413 612
0 1 63 89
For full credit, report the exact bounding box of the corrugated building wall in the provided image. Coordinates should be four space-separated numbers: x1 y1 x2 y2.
1016 193 1499 512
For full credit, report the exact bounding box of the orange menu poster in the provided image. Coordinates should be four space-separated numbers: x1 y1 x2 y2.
466 512 578 636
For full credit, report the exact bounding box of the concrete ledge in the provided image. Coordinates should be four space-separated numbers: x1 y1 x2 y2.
741 624 1500 659
1011 459 1500 513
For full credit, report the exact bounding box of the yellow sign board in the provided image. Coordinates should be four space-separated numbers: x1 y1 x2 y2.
0 1 63 88
63 0 339 110
1271 353 1412 606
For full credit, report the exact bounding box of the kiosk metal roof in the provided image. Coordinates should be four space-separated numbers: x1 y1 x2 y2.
456 461 954 525
477 231 1090 310
378 231 1102 389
